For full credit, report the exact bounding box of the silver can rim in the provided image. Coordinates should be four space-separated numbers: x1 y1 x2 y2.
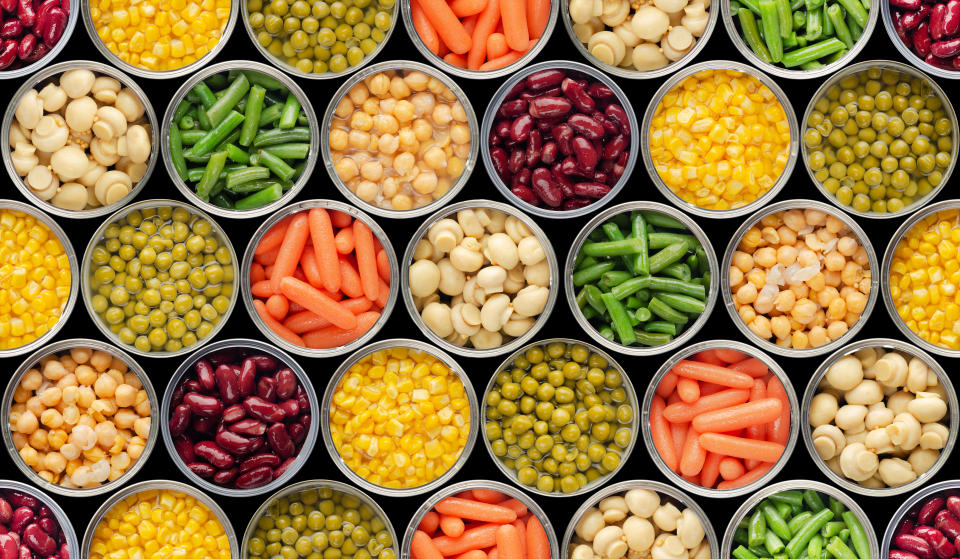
799 60 959 219
400 199 560 357
481 337 640 497
0 4 78 80
82 479 239 559
641 339 800 498
400 0 559 80
880 479 960 559
721 0 878 79
80 198 240 358
800 337 958 496
2 338 160 497
560 480 719 559
81 0 239 79
563 200 720 356
880 0 960 80
240 1 398 80
0 479 79 559
0 199 79 358
319 338 480 497
241 479 399 559
559 0 719 80
159 337 320 497
2 60 161 219
640 60 800 219
320 60 479 219
721 479 879 559
881 199 960 357
720 198 880 357
481 60 640 219
160 60 320 219
401 479 560 559
240 199 400 357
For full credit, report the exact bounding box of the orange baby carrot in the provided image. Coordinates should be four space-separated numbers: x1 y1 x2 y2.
269 213 310 293
420 511 441 535
375 249 391 283
496 498 527 517
453 551 487 559
330 210 352 228
656 371 679 398
254 300 305 346
451 0 487 16
662 389 751 423
679 424 706 477
766 377 791 445
251 262 266 284
265 294 289 320
478 49 525 71
677 377 700 403
650 395 679 472
691 398 783 433
717 463 773 490
500 0 528 50
673 360 755 389
353 220 379 302
283 298 373 333
435 498 517 523
744 379 767 470
375 276 389 308
489 550 498 559
461 14 479 34
339 258 365 299
525 516 550 559
300 246 324 289
279 276 358 330
700 382 724 397
412 0 441 54
526 0 550 38
719 457 746 480
255 245 280 266
418 0 473 53
302 311 379 349
729 358 770 377
693 349 725 366
700 451 722 488
512 520 526 559
432 524 500 556
413 531 445 559
252 280 275 298
714 348 748 363
468 0 500 69
444 52 468 67
682 473 701 485
471 489 507 503
335 227 355 254
255 215 292 255
698 433 785 463
496 525 522 559
440 515 466 538
486 32 509 58
308 208 341 293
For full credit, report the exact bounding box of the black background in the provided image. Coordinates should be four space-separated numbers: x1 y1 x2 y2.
1 7 956 557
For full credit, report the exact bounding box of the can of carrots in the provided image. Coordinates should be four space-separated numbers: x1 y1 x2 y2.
402 480 559 559
241 199 399 357
642 339 800 498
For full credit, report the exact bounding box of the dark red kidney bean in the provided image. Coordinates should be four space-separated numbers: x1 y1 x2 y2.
288 422 307 445
183 392 223 417
931 37 960 56
256 376 276 401
169 403 192 437
591 111 618 136
947 497 960 519
897 534 935 559
273 457 296 479
195 360 216 391
513 167 531 186
920 498 946 526
528 97 572 119
0 21 21 39
192 415 216 434
274 368 296 400
490 147 510 182
21 39 47 62
59 542 69 559
497 99 528 118
552 167 576 197
507 148 525 174
247 354 278 372
892 0 922 7
568 114 605 140
559 156 579 176
931 3 948 38
239 453 281 473
587 82 615 99
525 129 542 168
213 365 240 404
914 21 933 55
936 511 960 540
510 114 534 142
17 0 36 28
238 360 255 398
552 123 574 155
221 404 246 423
535 116 562 132
572 136 598 170
526 69 565 91
212 468 239 485
574 182 611 198
194 441 235 468
235 465 273 489
22 525 54 556
36 518 56 536
605 104 631 136
295 386 309 412
561 78 596 113
530 168 562 207
187 462 216 478
924 52 955 68
540 86 562 98
900 520 918 538
494 119 511 140
505 80 525 100
541 141 558 164
173 435 195 463
0 498 12 524
215 430 261 456
0 535 16 559
914 526 956 559
892 551 923 559
243 396 285 422
943 0 960 34
511 185 539 205
603 133 627 161
7 492 39 510
9 509 32 534
183 380 204 394
267 423 295 458
489 128 501 146
0 0 15 12
592 171 609 184
14 34 32 59
279 399 299 418
206 348 239 366
903 4 932 29
16 545 29 559
894 11 914 43
300 414 311 428
229 418 267 436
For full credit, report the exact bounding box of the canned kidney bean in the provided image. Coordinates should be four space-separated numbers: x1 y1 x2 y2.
168 347 311 490
0 489 69 559
0 0 68 70
488 69 632 211
891 492 960 559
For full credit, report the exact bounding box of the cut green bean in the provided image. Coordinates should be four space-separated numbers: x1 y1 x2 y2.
739 9 774 62
775 0 793 36
631 212 650 275
196 151 228 201
235 182 283 210
257 149 296 181
261 143 310 160
189 110 244 157
826 4 854 47
782 37 845 66
239 85 266 147
583 238 646 257
601 293 636 346
253 127 311 147
278 92 301 130
225 166 270 189
206 73 249 127
759 0 784 62
840 512 869 559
